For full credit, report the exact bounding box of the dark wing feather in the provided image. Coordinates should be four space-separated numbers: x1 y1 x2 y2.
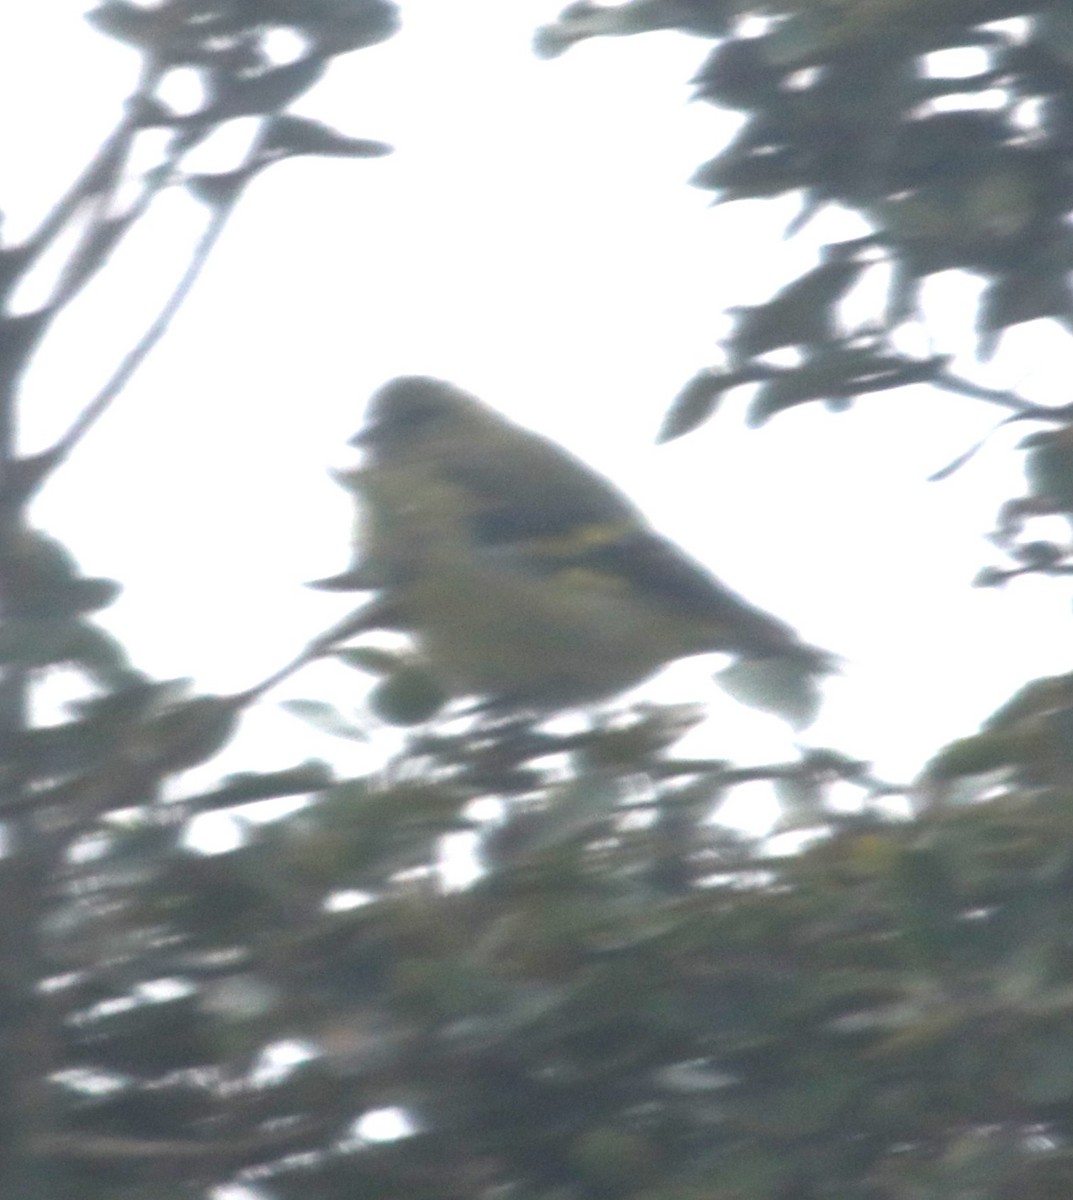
436 441 643 544
579 532 830 666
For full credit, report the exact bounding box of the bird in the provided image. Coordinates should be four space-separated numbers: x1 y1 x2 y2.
316 376 833 722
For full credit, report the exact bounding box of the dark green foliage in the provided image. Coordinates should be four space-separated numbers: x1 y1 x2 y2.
543 0 1073 591
87 0 399 62
29 709 1073 1200
540 2 1073 423
0 2 399 1194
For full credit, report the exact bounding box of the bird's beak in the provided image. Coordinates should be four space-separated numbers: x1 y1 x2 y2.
349 424 379 448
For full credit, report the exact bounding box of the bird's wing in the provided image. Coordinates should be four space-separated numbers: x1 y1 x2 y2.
551 530 829 666
426 440 827 668
433 434 644 544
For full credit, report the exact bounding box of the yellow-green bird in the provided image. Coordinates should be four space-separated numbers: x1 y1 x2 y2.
320 376 833 722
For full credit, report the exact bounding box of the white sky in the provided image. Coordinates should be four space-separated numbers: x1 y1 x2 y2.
3 1 1072 799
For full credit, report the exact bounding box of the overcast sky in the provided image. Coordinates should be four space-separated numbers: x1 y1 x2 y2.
3 2 1071 812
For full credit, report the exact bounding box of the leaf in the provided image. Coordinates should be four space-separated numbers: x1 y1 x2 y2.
4 528 80 587
656 368 759 443
331 646 405 674
195 763 333 812
690 143 799 200
295 0 401 54
1023 425 1073 511
70 578 123 615
263 115 392 160
1 526 123 618
69 626 135 687
85 2 166 50
972 565 1009 588
716 658 824 729
185 168 255 208
282 699 368 740
1012 540 1064 569
977 269 1073 360
533 1 679 59
206 55 327 118
746 349 946 426
747 367 832 426
731 260 866 359
691 40 781 109
86 1 223 63
306 563 386 590
369 667 446 726
16 577 122 620
0 619 127 679
135 695 240 771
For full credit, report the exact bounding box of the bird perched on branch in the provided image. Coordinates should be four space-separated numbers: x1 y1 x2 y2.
316 376 834 724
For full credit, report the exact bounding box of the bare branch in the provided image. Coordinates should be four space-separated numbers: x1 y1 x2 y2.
20 58 164 273
39 125 274 485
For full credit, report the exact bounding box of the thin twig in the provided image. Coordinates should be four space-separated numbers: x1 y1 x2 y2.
234 601 392 705
41 123 274 480
20 58 163 272
932 368 1073 418
34 1106 346 1168
49 204 226 462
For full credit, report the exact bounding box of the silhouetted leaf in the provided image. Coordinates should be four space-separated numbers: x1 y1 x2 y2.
369 666 447 726
190 763 332 812
294 0 401 54
716 657 823 729
135 695 240 772
86 2 167 49
691 39 782 108
657 367 761 443
0 618 125 675
331 646 405 674
185 168 255 207
264 115 392 160
1022 425 1073 510
730 260 866 359
978 270 1073 359
206 56 327 118
282 698 368 740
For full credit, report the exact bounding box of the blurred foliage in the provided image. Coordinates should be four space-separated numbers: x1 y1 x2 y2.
540 0 1073 583
20 691 1073 1200
0 1 399 1195
4 1 1073 1198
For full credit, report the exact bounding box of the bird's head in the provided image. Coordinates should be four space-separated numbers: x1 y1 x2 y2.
351 376 484 452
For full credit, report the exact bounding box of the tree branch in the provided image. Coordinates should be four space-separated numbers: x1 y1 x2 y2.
20 58 164 273
37 125 274 488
